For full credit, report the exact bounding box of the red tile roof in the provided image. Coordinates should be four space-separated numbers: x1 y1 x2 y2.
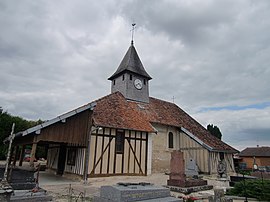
93 92 155 132
239 147 270 157
93 92 237 152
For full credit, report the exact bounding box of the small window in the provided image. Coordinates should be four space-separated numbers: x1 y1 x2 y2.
67 148 76 166
122 75 125 81
144 79 146 85
116 131 125 154
113 80 115 85
130 74 133 80
219 152 224 160
168 132 174 149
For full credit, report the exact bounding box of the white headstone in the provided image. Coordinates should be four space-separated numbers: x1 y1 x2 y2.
185 158 199 177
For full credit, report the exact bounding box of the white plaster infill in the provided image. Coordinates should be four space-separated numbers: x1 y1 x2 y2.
147 133 153 175
180 127 213 151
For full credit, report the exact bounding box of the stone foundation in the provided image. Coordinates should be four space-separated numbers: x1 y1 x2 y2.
167 178 207 187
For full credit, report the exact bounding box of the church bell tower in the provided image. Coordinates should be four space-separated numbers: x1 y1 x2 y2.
108 40 152 103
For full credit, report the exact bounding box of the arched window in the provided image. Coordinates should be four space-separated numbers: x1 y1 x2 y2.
168 132 174 149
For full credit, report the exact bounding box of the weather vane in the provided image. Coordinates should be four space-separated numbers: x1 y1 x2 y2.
131 23 136 45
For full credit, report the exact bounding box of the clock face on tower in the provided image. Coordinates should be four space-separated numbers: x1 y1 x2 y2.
134 79 143 90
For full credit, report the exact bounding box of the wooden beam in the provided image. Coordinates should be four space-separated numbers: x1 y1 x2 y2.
19 145 25 166
30 136 37 167
127 131 131 173
12 146 19 167
145 133 148 176
100 128 105 174
107 129 112 174
83 110 93 183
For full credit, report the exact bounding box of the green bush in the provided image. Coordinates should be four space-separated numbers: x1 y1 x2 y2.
227 179 270 201
0 108 43 160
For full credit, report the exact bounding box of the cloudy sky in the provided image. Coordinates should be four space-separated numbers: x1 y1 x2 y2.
1 0 269 151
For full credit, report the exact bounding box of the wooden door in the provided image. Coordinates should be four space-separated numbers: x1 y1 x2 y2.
57 144 67 175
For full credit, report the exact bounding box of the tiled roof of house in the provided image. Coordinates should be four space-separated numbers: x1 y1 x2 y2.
93 92 237 152
239 147 270 157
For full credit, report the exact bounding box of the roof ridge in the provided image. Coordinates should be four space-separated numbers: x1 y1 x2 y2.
149 96 178 106
92 91 124 103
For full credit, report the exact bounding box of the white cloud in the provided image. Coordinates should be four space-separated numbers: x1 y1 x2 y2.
193 107 270 150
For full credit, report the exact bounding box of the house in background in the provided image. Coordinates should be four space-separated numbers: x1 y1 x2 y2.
238 146 270 170
11 40 237 179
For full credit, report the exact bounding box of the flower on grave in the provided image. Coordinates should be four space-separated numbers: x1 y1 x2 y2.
181 195 199 201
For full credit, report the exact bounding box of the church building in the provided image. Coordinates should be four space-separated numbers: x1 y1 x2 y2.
12 40 237 180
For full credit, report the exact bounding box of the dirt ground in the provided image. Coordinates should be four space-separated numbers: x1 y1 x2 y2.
41 173 206 201
40 172 238 201
0 161 258 201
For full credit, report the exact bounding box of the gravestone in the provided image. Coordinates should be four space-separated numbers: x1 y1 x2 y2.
0 182 13 201
167 151 186 187
0 166 35 190
185 158 198 177
167 151 207 187
217 160 227 178
208 189 233 202
93 182 181 202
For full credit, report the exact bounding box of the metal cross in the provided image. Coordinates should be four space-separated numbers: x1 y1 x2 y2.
131 23 136 44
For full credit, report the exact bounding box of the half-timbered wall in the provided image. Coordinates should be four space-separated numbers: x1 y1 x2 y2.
65 147 85 175
209 152 235 174
88 127 148 177
151 123 235 174
151 124 208 173
178 130 209 173
47 144 86 175
47 145 58 170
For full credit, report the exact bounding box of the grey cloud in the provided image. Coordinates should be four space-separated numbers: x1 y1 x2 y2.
1 0 270 151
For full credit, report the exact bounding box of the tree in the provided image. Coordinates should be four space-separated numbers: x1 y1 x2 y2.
207 124 222 140
0 108 42 159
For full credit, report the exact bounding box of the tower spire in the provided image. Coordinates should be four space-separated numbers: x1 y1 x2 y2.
131 23 136 45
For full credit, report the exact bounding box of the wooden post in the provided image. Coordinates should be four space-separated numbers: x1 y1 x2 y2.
83 111 93 184
30 136 38 167
30 142 37 167
19 145 25 166
12 146 19 167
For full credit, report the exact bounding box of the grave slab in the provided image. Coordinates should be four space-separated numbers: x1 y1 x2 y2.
94 182 181 202
166 184 213 194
